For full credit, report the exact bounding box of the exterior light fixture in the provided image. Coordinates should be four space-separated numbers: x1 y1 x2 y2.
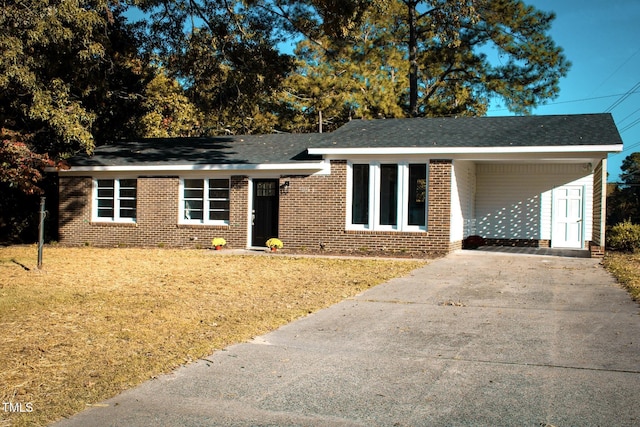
280 180 290 194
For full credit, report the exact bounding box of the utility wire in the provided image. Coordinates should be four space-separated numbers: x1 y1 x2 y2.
490 91 640 112
618 105 640 125
620 117 640 134
554 91 640 107
588 46 640 97
604 80 640 112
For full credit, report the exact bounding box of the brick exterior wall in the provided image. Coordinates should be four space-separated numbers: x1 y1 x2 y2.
278 160 452 255
58 176 249 249
58 177 92 243
58 160 454 254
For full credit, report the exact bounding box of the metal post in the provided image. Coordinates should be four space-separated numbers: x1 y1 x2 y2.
37 197 46 269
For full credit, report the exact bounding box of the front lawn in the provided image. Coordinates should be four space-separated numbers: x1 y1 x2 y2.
0 246 424 426
602 251 640 301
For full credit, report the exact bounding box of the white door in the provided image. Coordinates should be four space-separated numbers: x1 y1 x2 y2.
552 186 584 248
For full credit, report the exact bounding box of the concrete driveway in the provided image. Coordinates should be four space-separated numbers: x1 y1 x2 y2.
54 250 640 426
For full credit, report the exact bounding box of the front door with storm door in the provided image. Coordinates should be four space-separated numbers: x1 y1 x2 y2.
252 179 279 247
552 186 584 248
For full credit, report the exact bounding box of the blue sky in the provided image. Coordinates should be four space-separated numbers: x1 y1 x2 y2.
486 0 640 182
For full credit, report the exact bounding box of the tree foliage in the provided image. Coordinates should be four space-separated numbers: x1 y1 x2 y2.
0 130 54 195
138 72 202 137
608 153 640 226
0 0 154 241
284 0 570 128
281 1 410 132
0 0 152 183
132 0 299 134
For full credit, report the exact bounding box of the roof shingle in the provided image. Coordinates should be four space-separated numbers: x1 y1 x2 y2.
69 133 324 167
315 114 623 148
67 114 622 167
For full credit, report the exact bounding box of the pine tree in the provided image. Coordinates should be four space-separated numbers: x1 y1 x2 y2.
285 0 570 122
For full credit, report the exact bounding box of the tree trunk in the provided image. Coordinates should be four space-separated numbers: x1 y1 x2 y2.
407 1 419 117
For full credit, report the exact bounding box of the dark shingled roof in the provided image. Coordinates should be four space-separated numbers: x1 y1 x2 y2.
68 114 622 167
313 114 623 149
69 133 325 167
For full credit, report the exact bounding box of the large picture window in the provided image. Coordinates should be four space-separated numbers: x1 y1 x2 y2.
380 164 398 226
181 178 230 224
408 164 427 226
351 164 370 225
93 178 137 222
348 162 428 231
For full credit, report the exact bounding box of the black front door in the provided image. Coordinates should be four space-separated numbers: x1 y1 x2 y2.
252 179 279 247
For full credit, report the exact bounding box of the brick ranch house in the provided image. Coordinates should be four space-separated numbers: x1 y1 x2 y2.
55 114 623 257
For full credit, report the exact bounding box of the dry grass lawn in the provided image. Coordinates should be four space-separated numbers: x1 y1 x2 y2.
0 246 425 427
603 251 640 301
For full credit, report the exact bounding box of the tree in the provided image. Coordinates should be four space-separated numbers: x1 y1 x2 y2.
138 72 203 137
608 153 640 226
0 0 152 174
133 0 298 134
0 129 55 195
280 45 356 133
130 0 395 134
279 1 408 132
0 0 153 241
286 0 570 120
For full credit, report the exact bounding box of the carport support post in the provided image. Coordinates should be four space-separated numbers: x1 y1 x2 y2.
37 196 46 269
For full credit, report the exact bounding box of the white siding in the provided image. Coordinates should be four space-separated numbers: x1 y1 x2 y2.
450 161 476 242
476 164 593 242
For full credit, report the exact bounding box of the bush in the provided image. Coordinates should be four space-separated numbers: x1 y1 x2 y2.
607 220 640 252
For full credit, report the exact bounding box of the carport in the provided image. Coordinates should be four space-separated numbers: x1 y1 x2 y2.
452 155 611 256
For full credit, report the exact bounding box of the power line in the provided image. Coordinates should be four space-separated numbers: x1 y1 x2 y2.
490 91 640 112
604 80 640 113
618 105 640 125
620 117 640 134
553 91 640 107
614 98 640 135
588 46 640 97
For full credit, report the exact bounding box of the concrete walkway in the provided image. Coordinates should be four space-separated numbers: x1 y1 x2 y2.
53 251 640 426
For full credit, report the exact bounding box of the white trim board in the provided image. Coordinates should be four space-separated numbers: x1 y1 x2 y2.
53 161 331 176
307 145 622 156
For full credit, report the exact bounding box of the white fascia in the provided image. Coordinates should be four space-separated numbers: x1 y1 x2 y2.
307 145 623 156
55 160 331 176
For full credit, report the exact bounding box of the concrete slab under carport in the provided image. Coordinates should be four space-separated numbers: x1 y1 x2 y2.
53 250 640 427
474 245 592 258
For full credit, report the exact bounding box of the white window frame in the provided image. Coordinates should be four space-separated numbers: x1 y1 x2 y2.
402 163 428 232
179 177 230 225
346 161 428 232
92 178 137 223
